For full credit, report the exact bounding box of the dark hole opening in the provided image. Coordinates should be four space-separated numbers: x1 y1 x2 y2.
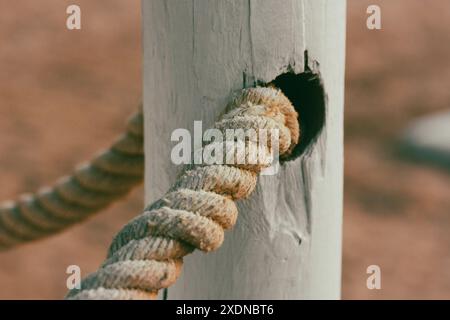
270 71 326 161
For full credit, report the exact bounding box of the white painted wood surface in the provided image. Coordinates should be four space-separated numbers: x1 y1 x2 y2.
143 0 346 299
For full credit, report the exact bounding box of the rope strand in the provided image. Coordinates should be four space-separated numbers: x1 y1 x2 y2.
67 87 300 300
0 109 144 250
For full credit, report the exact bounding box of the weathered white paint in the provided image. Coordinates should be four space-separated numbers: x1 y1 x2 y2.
143 0 346 299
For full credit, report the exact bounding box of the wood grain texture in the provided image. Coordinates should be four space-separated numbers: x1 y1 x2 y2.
143 0 346 299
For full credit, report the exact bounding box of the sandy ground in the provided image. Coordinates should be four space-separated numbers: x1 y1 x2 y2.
0 0 449 299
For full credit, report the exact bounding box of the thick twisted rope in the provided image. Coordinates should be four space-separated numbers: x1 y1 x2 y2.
66 87 300 300
0 109 144 250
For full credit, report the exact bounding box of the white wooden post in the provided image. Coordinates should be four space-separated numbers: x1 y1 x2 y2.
143 0 346 299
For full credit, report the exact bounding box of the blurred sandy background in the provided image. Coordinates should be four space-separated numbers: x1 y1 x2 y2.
0 0 449 299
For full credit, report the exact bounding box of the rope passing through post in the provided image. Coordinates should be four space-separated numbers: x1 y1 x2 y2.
0 109 144 250
66 87 300 300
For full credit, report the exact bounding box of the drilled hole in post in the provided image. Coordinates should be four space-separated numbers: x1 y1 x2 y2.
269 71 326 161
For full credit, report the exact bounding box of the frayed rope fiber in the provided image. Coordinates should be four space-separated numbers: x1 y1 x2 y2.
66 87 300 300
